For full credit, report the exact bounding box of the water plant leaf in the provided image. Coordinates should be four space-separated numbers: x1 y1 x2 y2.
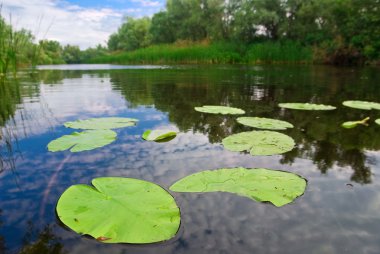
237 117 294 130
278 103 336 110
376 119 380 126
342 101 380 110
142 130 177 142
47 130 116 152
170 167 307 207
194 105 245 115
56 177 181 244
222 131 295 156
342 117 370 129
64 117 138 130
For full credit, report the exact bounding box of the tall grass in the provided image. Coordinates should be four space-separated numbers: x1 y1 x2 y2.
246 41 312 64
90 41 312 65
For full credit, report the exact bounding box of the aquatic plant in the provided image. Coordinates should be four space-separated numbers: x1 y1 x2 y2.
194 105 245 115
342 117 370 129
222 131 295 156
47 130 116 152
142 129 177 142
237 117 293 130
342 101 380 110
170 167 307 207
278 103 336 110
56 177 180 243
64 117 138 130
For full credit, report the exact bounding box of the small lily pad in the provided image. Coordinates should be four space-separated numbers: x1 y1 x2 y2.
47 130 116 152
194 105 245 115
222 131 295 156
342 101 380 110
170 167 307 207
56 177 181 244
376 119 380 125
64 117 138 130
342 117 370 129
279 103 336 110
142 130 177 142
237 117 294 130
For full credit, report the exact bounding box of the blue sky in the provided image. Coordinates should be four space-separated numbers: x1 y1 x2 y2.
1 0 166 49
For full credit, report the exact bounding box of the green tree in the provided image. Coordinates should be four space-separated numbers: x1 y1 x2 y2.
108 17 151 51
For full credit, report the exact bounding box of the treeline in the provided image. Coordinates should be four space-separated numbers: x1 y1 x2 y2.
106 0 380 65
0 10 106 77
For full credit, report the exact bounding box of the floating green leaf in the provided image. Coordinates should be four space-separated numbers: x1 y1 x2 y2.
376 119 380 125
64 117 138 130
342 117 370 129
278 103 336 110
342 101 380 110
237 117 293 130
47 130 116 152
142 129 177 142
194 105 245 115
222 131 295 156
170 167 307 207
56 177 180 244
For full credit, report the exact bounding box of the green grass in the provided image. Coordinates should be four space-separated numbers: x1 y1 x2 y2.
90 41 312 65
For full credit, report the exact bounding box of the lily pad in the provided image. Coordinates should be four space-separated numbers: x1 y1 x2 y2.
64 117 138 130
142 130 177 142
56 177 181 244
170 167 307 207
47 130 116 152
342 117 370 129
376 119 380 125
237 117 294 130
278 103 336 110
342 101 380 110
194 105 245 115
222 131 295 156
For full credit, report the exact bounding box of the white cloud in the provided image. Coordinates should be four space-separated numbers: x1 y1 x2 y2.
0 0 152 49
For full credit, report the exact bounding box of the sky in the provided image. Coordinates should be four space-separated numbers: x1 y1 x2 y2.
1 0 166 49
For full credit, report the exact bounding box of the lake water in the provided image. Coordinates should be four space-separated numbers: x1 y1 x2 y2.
1 64 380 254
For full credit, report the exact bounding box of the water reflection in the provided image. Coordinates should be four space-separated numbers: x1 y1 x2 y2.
108 67 380 184
0 65 379 254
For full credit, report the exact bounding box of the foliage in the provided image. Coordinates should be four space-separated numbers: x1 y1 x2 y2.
170 167 307 207
342 100 380 110
64 117 138 130
194 105 245 115
278 103 336 110
237 117 294 130
142 129 177 142
47 130 117 153
222 131 295 156
56 177 180 243
342 117 370 129
101 0 380 65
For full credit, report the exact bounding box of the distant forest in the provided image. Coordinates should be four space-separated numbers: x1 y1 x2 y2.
1 0 379 71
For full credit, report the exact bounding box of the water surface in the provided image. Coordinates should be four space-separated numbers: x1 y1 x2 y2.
1 64 380 254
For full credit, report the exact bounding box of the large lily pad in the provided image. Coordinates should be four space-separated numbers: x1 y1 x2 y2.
222 131 295 156
64 117 138 130
342 101 380 110
376 119 380 125
237 117 293 130
56 177 181 244
194 105 245 115
142 130 177 142
48 130 116 152
278 103 336 110
170 167 307 207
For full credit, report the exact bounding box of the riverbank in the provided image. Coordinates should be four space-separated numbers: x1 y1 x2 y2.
89 41 313 65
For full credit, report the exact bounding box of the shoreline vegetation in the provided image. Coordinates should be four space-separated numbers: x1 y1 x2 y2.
1 0 380 78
